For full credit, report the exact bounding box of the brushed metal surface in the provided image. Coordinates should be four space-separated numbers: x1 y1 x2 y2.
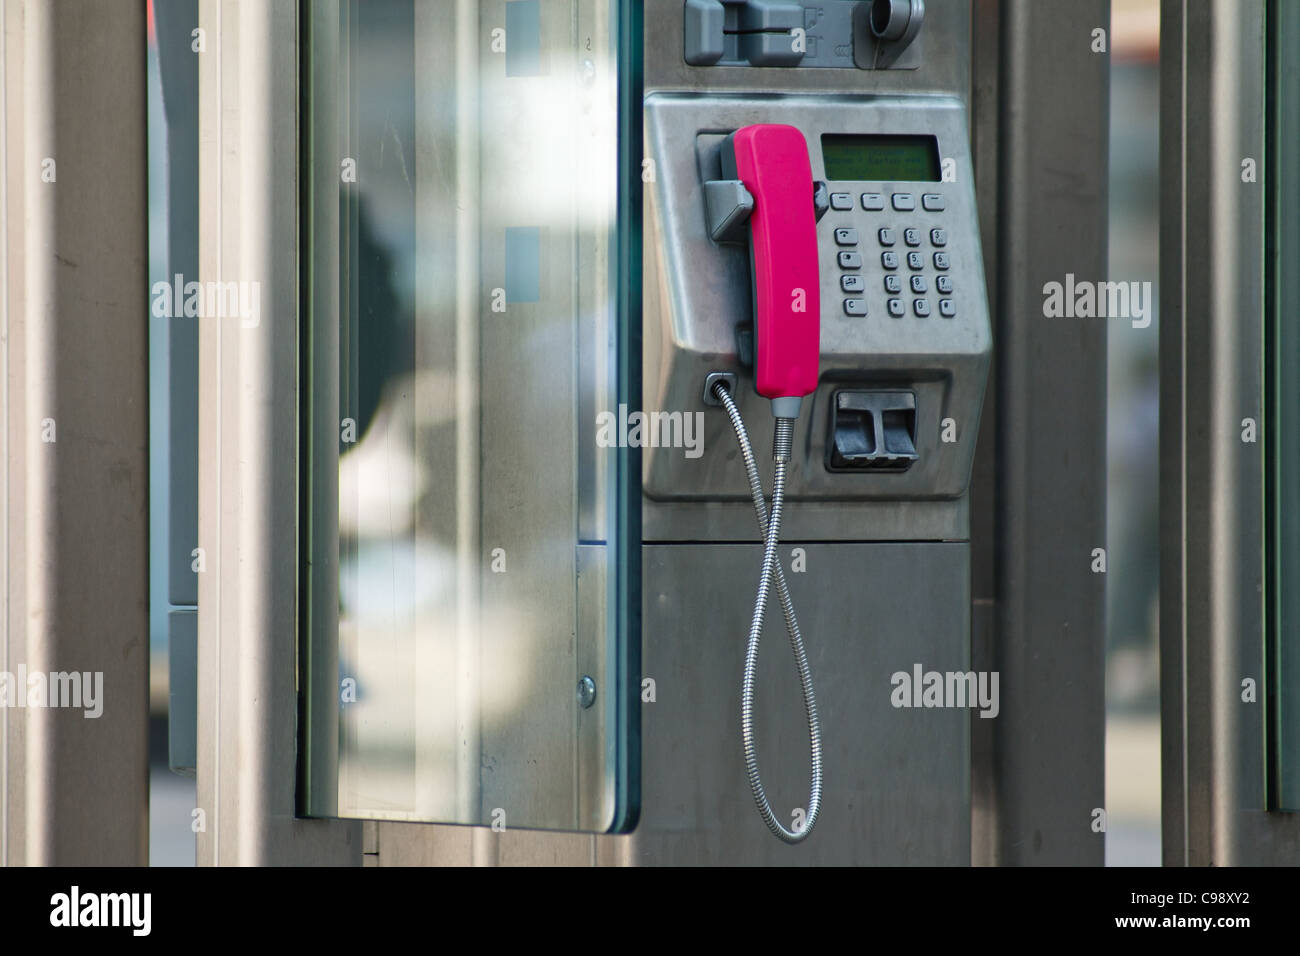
624 541 971 864
644 0 971 100
195 0 359 866
1160 0 1300 865
981 0 1109 867
1 0 150 866
642 93 991 504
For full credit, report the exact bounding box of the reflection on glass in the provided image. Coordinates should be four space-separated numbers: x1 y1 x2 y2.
303 0 623 830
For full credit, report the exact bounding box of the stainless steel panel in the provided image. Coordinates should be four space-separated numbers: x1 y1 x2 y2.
644 0 972 102
1160 0 1300 865
642 93 991 504
642 493 969 542
625 541 971 864
978 0 1109 867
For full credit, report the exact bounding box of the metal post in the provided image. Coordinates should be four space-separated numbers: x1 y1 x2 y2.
194 0 359 865
972 0 1110 866
1159 0 1300 865
1 0 149 866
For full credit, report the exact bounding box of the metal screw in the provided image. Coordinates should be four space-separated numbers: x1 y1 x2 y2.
577 675 596 709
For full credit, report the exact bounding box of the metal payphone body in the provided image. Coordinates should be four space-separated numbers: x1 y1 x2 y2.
629 0 989 864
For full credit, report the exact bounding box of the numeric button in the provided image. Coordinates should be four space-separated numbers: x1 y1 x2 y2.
936 275 953 294
878 228 896 246
939 298 956 318
887 298 905 318
930 228 947 246
884 274 902 294
881 251 899 270
906 251 924 270
913 299 931 318
933 252 950 270
910 275 927 293
904 228 921 247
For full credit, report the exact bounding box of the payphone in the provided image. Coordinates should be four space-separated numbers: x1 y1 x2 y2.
635 0 990 860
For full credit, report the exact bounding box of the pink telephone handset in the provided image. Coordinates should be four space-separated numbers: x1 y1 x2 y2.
716 126 825 844
724 124 821 415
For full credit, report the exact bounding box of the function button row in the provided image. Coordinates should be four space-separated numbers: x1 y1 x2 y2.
830 192 854 210
862 192 946 212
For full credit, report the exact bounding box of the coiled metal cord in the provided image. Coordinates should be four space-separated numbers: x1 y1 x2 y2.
713 381 823 843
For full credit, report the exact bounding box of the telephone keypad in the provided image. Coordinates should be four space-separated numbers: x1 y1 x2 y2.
829 190 958 321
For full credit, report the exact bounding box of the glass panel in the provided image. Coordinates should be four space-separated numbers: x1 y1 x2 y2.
301 0 636 831
1267 0 1300 812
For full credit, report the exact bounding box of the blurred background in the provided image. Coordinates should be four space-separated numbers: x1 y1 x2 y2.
1105 0 1161 866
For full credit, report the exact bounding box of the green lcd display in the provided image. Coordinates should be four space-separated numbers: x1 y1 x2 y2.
821 134 941 182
